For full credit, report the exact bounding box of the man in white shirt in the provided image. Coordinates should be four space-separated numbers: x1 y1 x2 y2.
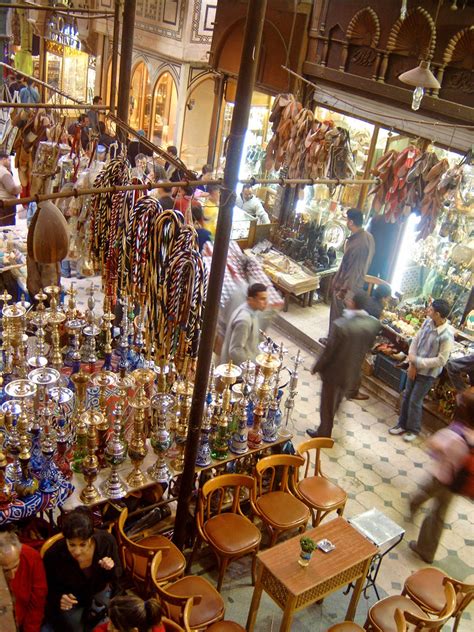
389 299 454 442
235 185 270 224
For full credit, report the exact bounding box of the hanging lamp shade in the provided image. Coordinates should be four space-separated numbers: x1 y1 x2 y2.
399 60 441 89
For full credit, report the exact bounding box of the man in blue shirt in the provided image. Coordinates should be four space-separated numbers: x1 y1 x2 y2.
389 299 453 442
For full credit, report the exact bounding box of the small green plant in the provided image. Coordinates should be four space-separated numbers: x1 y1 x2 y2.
300 536 317 553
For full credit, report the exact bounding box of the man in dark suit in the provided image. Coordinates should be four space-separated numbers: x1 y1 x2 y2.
307 291 380 437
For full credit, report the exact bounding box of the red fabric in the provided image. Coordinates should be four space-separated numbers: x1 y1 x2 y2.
93 623 166 632
10 544 47 632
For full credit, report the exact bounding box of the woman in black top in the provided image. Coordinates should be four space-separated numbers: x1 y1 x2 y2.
43 507 122 632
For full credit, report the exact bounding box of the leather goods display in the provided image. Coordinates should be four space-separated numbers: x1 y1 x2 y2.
369 146 465 240
265 94 355 180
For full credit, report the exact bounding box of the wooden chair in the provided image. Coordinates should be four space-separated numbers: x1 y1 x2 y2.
193 473 261 591
366 580 456 632
365 275 391 296
116 507 185 592
162 617 186 632
252 454 310 547
326 624 366 632
181 597 245 632
402 569 474 632
40 533 64 558
151 554 225 631
296 438 347 527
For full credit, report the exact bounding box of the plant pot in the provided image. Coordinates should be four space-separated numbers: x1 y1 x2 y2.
298 549 313 567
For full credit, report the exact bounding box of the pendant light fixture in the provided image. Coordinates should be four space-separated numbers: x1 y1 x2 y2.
399 60 441 111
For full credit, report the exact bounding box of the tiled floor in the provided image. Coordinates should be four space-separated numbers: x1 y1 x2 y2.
64 275 473 630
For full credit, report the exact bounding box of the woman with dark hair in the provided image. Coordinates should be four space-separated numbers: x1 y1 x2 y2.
43 507 122 632
93 595 165 632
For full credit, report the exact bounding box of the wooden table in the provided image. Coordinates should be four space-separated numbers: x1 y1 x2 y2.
246 517 377 632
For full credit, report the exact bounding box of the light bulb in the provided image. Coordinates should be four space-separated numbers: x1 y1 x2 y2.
400 0 408 19
411 86 424 111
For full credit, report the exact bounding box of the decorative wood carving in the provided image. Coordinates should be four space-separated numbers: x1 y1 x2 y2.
386 7 436 59
443 26 474 68
346 7 380 47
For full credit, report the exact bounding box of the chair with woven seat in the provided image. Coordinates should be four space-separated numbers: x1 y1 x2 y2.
151 553 225 631
252 454 310 547
366 580 456 632
116 507 185 594
193 473 262 591
402 568 474 632
296 438 347 527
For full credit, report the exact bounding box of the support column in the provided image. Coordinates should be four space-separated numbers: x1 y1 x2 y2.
172 0 268 551
110 0 120 112
174 62 190 151
116 0 135 140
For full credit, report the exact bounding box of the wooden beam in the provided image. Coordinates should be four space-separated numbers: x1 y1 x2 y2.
303 62 474 124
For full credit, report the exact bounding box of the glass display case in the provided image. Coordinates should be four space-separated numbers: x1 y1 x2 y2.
231 208 254 242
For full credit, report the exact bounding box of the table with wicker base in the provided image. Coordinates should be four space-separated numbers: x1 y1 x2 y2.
246 517 377 632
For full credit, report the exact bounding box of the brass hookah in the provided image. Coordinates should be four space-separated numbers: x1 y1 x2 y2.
280 351 304 439
211 361 242 460
91 371 118 467
126 368 154 488
101 298 115 371
28 291 50 370
262 344 285 442
15 406 38 498
170 378 193 472
248 351 281 449
101 375 131 499
230 361 255 455
44 286 66 374
2 302 27 378
80 421 100 504
149 364 175 482
196 364 216 467
71 372 90 472
82 284 101 371
0 438 14 509
0 290 14 379
64 285 85 374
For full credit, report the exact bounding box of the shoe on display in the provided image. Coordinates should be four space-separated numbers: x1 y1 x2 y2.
408 540 433 564
403 432 419 442
388 425 405 435
348 392 370 401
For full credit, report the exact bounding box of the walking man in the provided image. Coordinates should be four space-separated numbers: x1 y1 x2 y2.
389 299 453 442
409 387 474 563
326 208 375 337
220 283 267 365
307 292 380 438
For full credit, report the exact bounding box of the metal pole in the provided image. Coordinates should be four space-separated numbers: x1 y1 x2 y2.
172 0 268 550
116 0 135 142
109 0 120 113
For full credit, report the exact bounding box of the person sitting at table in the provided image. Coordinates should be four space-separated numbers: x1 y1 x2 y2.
43 506 122 632
92 595 165 632
0 531 47 632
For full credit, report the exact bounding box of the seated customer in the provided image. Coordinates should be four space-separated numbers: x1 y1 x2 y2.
43 507 122 632
93 595 165 632
366 284 392 319
0 531 47 632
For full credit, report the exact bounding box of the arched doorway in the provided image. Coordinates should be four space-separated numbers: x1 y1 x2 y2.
105 56 120 105
129 61 151 134
150 71 178 146
180 76 215 169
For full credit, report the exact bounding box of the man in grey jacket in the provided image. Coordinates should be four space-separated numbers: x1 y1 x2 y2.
220 283 268 365
308 292 380 437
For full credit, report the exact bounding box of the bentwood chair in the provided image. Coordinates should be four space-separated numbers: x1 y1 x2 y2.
40 533 64 557
151 553 225 631
193 473 261 591
326 624 366 632
116 507 185 592
402 569 474 632
366 580 456 632
252 454 310 547
296 438 347 527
